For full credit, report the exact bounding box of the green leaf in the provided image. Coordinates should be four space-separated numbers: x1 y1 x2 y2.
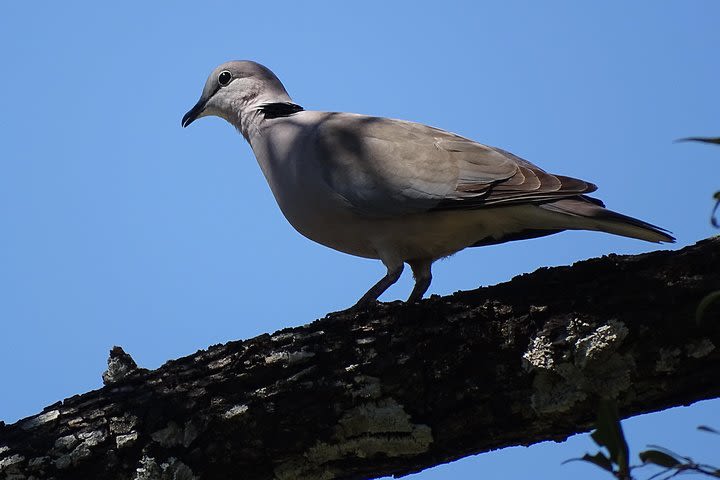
591 399 630 475
565 453 615 473
696 291 720 324
698 425 720 435
639 449 683 468
677 136 720 145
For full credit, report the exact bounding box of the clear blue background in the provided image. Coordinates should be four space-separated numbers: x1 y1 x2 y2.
1 1 718 478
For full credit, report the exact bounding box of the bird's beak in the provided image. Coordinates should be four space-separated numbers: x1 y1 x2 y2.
182 98 206 128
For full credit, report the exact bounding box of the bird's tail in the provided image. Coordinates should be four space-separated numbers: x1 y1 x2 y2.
540 197 675 243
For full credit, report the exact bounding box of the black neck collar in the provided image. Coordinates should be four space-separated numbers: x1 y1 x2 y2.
258 102 304 119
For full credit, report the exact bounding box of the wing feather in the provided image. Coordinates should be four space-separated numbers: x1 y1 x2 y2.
311 113 596 216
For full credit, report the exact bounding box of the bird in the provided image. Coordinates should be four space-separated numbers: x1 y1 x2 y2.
182 60 674 309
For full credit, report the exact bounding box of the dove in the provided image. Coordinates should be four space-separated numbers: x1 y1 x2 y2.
182 61 674 308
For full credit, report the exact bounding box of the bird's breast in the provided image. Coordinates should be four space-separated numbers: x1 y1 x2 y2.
249 120 379 257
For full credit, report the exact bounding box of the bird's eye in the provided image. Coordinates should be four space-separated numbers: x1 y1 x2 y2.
218 70 232 87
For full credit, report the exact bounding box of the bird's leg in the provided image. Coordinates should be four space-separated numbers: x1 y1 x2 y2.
407 259 433 303
352 262 404 309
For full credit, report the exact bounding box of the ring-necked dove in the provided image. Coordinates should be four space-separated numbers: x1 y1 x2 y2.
182 61 674 308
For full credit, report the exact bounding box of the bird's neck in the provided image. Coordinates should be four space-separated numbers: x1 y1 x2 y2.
238 108 264 142
235 93 294 142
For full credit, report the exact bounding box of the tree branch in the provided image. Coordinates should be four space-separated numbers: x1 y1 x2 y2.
1 238 719 480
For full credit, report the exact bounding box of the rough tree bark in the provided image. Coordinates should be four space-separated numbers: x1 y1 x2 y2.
1 238 719 480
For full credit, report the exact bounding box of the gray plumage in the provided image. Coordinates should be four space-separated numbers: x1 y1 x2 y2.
182 61 674 308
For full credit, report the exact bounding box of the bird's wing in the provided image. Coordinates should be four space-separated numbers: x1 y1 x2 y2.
311 113 597 216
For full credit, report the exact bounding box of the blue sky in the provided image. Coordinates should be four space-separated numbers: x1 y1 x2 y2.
1 1 718 478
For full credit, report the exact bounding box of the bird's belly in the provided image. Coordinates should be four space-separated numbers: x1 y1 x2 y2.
274 193 380 258
277 201 540 262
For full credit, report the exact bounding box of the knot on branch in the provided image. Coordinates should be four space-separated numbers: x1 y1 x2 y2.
102 346 140 385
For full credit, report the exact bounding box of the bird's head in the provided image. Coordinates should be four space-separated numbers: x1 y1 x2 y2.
181 61 291 129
